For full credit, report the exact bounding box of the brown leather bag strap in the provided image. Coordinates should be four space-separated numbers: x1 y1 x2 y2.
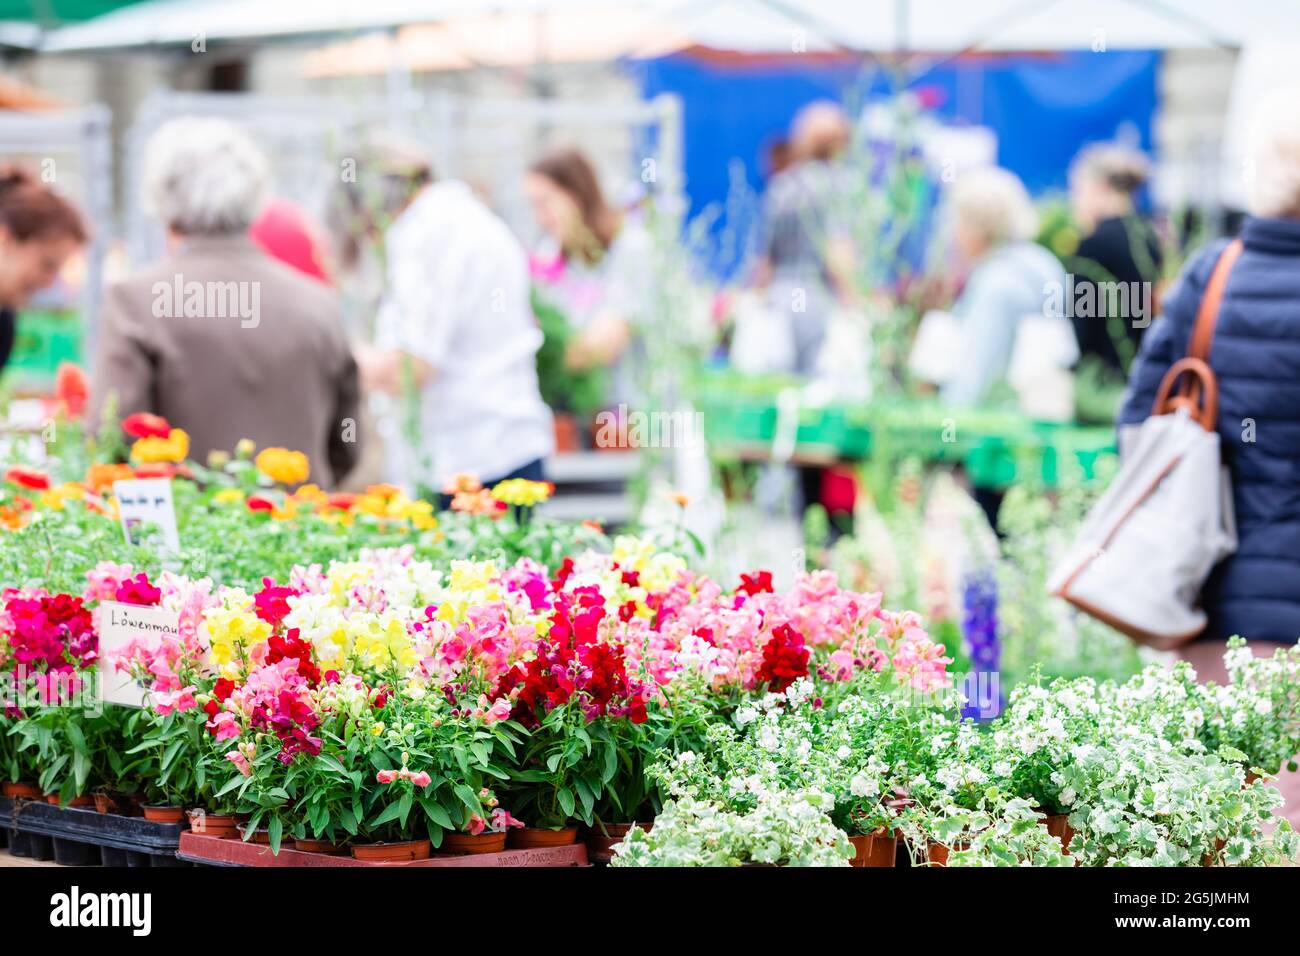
1187 238 1244 363
1152 238 1242 430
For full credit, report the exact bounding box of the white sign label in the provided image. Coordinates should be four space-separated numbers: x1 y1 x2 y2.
97 601 181 707
113 478 180 554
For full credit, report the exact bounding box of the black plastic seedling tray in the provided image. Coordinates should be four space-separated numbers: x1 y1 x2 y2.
1 796 187 866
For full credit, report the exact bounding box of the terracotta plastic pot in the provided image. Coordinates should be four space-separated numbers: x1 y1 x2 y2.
925 841 969 867
188 811 241 838
2 781 43 800
1043 813 1075 854
94 793 123 815
1204 837 1227 867
142 805 187 825
554 414 580 453
294 837 349 855
848 828 897 868
584 822 651 864
351 839 431 862
238 825 285 846
507 826 579 849
441 830 508 855
45 793 94 808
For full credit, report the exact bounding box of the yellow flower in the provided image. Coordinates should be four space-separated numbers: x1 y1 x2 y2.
490 478 553 508
235 438 256 459
289 483 328 509
449 559 498 592
39 483 86 511
212 488 245 506
131 428 189 463
255 447 310 486
202 606 271 667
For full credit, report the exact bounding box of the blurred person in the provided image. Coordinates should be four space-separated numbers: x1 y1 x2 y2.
0 167 87 374
755 101 859 523
90 118 360 487
1119 87 1300 826
353 135 553 495
524 146 653 408
754 100 858 375
1067 143 1164 375
941 167 1067 408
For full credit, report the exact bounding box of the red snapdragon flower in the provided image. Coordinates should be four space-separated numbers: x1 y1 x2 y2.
755 623 810 692
4 592 96 671
266 629 320 686
253 578 299 627
114 572 162 607
738 570 775 597
550 556 575 590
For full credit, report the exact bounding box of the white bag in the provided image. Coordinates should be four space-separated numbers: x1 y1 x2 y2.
730 292 796 375
1048 240 1243 649
908 309 961 386
1008 311 1079 422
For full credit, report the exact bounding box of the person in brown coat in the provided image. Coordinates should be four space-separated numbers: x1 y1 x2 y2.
90 118 360 487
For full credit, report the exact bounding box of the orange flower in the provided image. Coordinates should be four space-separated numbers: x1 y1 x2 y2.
0 505 23 531
364 483 402 501
85 462 135 493
442 473 483 496
54 363 88 419
134 463 180 479
451 488 504 517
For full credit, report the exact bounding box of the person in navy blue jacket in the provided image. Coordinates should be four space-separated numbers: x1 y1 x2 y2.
1118 93 1300 827
1118 95 1300 828
1121 213 1300 655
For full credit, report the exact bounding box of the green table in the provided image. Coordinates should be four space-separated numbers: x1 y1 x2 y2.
696 372 1116 489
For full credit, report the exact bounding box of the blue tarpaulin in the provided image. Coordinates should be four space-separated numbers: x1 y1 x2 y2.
629 49 1160 274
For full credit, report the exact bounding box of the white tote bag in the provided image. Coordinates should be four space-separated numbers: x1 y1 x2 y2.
1048 240 1243 650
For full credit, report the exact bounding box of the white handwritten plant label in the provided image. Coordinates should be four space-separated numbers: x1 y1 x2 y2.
97 601 182 707
113 477 180 554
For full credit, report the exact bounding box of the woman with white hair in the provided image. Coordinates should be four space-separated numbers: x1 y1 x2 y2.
90 117 360 486
940 167 1066 407
1118 89 1300 827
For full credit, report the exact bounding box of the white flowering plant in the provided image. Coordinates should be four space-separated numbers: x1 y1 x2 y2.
1054 732 1297 866
945 798 1074 867
609 788 854 867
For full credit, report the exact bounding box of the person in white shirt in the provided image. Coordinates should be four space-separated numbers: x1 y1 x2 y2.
354 139 554 496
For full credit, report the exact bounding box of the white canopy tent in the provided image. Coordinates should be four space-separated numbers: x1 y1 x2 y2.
31 0 1300 55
